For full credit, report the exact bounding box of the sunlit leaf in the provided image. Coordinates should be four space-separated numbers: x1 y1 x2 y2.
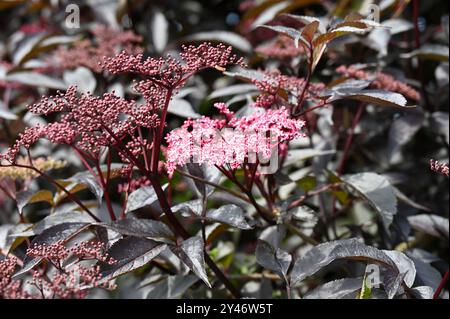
99 237 167 280
171 236 211 288
342 172 397 228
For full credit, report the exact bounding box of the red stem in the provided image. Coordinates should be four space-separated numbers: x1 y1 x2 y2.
338 105 364 174
151 88 173 173
7 163 100 222
434 269 449 299
147 174 241 298
94 160 116 221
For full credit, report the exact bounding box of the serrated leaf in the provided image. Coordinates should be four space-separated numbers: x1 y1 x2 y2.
16 189 54 215
146 275 199 299
279 14 326 32
259 225 285 249
54 165 122 205
12 32 47 65
407 214 449 239
10 211 94 238
0 223 32 253
382 250 416 288
304 278 362 299
99 237 167 280
313 26 370 46
402 44 450 62
184 163 221 198
125 184 168 213
208 84 257 99
172 199 203 217
302 21 320 42
63 67 96 93
407 257 442 291
410 286 434 299
343 172 397 228
290 238 397 287
286 206 318 235
168 99 200 119
86 0 119 29
382 19 413 34
100 218 174 243
206 205 253 230
224 68 269 84
5 72 67 90
171 236 211 288
205 223 229 246
55 171 103 205
255 239 291 281
388 112 424 163
343 90 409 108
383 270 407 299
296 175 317 192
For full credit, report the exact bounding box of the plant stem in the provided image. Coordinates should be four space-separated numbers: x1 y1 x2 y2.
94 160 116 221
337 104 364 174
176 169 250 203
148 175 241 298
434 269 449 299
9 163 100 222
151 88 173 173
285 224 319 246
287 183 341 210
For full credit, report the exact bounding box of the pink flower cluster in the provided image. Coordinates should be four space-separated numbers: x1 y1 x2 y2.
27 240 70 262
0 86 160 162
27 240 116 266
337 65 421 101
165 104 305 175
0 257 30 299
430 159 449 177
1 42 246 180
103 42 245 88
70 241 117 264
29 264 115 299
54 26 143 73
1 240 118 299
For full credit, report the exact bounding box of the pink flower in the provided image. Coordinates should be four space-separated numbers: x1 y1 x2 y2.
0 257 30 299
165 105 305 175
1 87 155 161
103 42 245 88
430 159 449 177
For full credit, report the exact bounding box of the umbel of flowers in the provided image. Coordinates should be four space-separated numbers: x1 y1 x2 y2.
165 103 305 176
0 43 246 176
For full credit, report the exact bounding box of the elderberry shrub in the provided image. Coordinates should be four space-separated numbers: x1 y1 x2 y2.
0 0 448 300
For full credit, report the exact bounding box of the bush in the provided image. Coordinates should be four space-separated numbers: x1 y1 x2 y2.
0 0 448 300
